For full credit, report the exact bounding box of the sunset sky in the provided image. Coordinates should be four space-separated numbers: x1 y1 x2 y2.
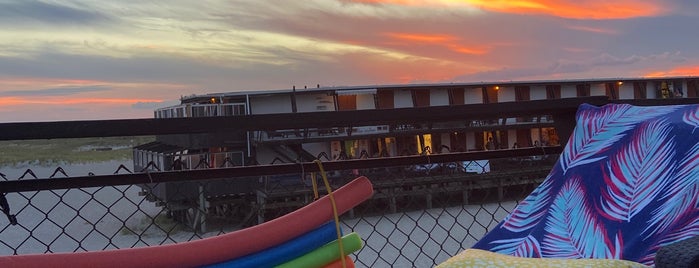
1 0 699 122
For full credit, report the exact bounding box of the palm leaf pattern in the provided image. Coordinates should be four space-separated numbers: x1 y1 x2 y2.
502 174 554 232
470 103 698 265
640 217 699 266
489 235 541 258
656 216 699 246
683 107 699 133
600 120 675 222
645 142 699 235
559 104 675 174
542 179 619 259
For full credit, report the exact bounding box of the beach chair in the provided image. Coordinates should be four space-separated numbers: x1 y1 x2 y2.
438 103 699 267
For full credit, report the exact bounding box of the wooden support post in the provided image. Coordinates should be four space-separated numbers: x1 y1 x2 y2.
256 190 267 224
426 190 433 209
462 181 470 204
389 188 397 214
498 179 504 201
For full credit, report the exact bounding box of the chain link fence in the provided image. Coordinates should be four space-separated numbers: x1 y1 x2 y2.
0 154 556 267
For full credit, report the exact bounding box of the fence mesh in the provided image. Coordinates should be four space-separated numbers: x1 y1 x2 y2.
0 154 556 267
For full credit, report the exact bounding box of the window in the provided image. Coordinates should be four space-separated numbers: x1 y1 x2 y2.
633 82 647 99
448 88 465 105
375 90 394 109
412 90 430 107
605 83 619 100
483 86 498 103
337 95 357 111
546 85 561 99
515 86 530 101
687 80 699 98
576 84 590 97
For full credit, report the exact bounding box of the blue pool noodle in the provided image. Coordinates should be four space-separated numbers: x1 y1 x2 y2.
204 221 340 268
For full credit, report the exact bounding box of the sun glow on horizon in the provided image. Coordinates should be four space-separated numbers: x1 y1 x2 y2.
645 66 699 77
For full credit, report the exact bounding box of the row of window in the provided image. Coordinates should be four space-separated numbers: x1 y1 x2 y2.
334 80 698 111
155 103 247 119
158 80 698 118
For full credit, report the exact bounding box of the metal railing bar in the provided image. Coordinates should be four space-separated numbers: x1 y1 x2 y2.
0 147 562 193
0 97 609 141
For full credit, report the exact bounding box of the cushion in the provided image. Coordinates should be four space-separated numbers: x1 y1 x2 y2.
437 249 649 268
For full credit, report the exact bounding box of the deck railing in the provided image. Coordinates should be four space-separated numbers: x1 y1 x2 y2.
0 155 554 267
1 97 697 267
154 102 247 118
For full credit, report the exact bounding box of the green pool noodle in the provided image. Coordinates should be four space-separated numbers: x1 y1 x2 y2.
275 232 362 268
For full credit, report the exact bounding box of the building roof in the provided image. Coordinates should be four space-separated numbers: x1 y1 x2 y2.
181 76 699 103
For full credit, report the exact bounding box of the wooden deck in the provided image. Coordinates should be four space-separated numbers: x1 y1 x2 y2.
254 165 551 223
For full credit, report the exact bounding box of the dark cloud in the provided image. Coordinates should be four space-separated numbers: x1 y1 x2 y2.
549 52 686 74
0 1 111 25
0 52 221 84
609 15 699 56
2 85 111 96
0 49 368 95
454 50 687 82
0 41 423 92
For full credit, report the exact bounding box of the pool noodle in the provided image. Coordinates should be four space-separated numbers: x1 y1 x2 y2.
204 221 338 268
0 176 373 268
322 256 356 268
275 232 362 268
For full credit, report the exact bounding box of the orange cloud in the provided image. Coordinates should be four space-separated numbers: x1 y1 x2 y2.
467 0 664 19
644 66 699 77
384 32 489 55
386 33 455 43
351 0 665 19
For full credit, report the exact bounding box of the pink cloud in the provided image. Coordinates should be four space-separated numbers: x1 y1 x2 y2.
349 0 667 19
384 32 489 55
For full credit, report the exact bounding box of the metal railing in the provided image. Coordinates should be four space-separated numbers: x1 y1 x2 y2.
133 150 246 172
0 152 556 267
2 97 697 267
155 103 247 119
